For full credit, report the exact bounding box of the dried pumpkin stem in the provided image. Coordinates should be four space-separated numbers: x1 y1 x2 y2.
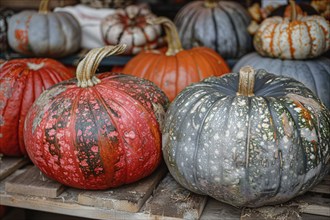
289 0 297 21
204 0 219 8
76 45 127 88
39 0 50 14
147 17 183 56
237 66 255 97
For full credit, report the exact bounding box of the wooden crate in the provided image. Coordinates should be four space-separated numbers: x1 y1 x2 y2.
0 157 329 220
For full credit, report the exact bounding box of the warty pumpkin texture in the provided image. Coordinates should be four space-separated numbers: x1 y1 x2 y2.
233 52 330 109
123 17 230 101
101 4 162 55
0 58 74 156
23 45 169 189
162 66 330 207
7 0 81 58
174 0 252 59
254 0 330 60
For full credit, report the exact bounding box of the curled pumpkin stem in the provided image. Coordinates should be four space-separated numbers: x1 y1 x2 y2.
147 17 183 56
237 66 255 97
289 0 297 21
76 45 127 88
39 0 50 14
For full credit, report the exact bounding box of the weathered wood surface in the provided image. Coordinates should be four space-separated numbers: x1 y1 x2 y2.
78 165 167 212
0 156 30 180
0 165 329 220
5 166 65 198
144 173 208 220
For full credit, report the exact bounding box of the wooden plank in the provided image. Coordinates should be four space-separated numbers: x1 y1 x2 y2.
296 193 330 217
200 198 241 220
0 168 175 220
0 157 30 180
144 173 208 220
240 206 301 220
5 166 65 198
308 184 330 194
78 165 167 212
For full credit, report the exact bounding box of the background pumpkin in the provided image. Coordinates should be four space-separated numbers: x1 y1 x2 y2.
163 66 330 207
7 0 81 58
0 8 14 53
174 0 252 59
101 4 162 55
0 58 74 156
253 0 330 60
123 17 230 101
233 52 330 109
24 45 169 189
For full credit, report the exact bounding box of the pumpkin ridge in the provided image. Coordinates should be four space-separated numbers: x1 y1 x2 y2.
210 8 219 54
281 99 308 176
217 4 239 58
197 48 230 73
262 97 284 198
303 62 318 96
90 85 129 184
179 7 201 49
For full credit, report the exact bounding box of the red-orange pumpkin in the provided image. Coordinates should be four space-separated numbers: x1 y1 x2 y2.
24 45 169 189
123 17 230 101
0 58 74 156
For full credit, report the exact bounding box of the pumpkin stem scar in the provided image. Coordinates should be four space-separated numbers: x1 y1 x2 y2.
237 66 255 97
289 0 297 21
38 0 50 14
204 0 218 8
76 45 127 88
147 17 183 56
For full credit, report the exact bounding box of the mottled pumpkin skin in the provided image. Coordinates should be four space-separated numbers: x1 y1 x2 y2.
8 11 81 57
233 52 330 109
24 73 169 189
0 59 74 156
163 70 330 207
254 15 330 60
123 47 230 101
174 1 252 59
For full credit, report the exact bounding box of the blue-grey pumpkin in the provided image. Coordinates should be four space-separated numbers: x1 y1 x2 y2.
174 0 252 59
233 52 330 109
7 0 81 58
162 66 330 207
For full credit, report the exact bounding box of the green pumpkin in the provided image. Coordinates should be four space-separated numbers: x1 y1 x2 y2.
163 66 330 207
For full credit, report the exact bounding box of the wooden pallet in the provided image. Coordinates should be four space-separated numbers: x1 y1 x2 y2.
0 158 329 220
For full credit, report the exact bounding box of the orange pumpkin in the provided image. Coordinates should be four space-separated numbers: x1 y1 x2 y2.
123 17 230 101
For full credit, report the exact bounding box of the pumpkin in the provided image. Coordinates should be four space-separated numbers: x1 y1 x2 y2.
254 0 330 60
0 8 14 53
101 5 162 55
123 17 230 101
174 0 252 59
0 58 74 156
162 66 330 207
24 45 169 189
7 0 81 58
233 52 330 109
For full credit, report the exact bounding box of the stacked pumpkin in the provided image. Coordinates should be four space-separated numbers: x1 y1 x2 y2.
234 0 330 109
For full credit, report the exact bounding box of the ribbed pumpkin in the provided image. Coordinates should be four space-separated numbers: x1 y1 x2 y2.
7 0 81 58
24 45 169 189
0 58 74 156
123 17 230 101
233 52 330 109
254 0 330 60
163 66 330 207
174 0 252 59
101 5 162 55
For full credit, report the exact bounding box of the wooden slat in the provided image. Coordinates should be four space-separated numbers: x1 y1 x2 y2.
144 173 208 219
240 206 301 220
5 166 65 198
296 193 330 217
0 157 29 180
78 165 167 212
200 198 241 220
308 184 330 194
